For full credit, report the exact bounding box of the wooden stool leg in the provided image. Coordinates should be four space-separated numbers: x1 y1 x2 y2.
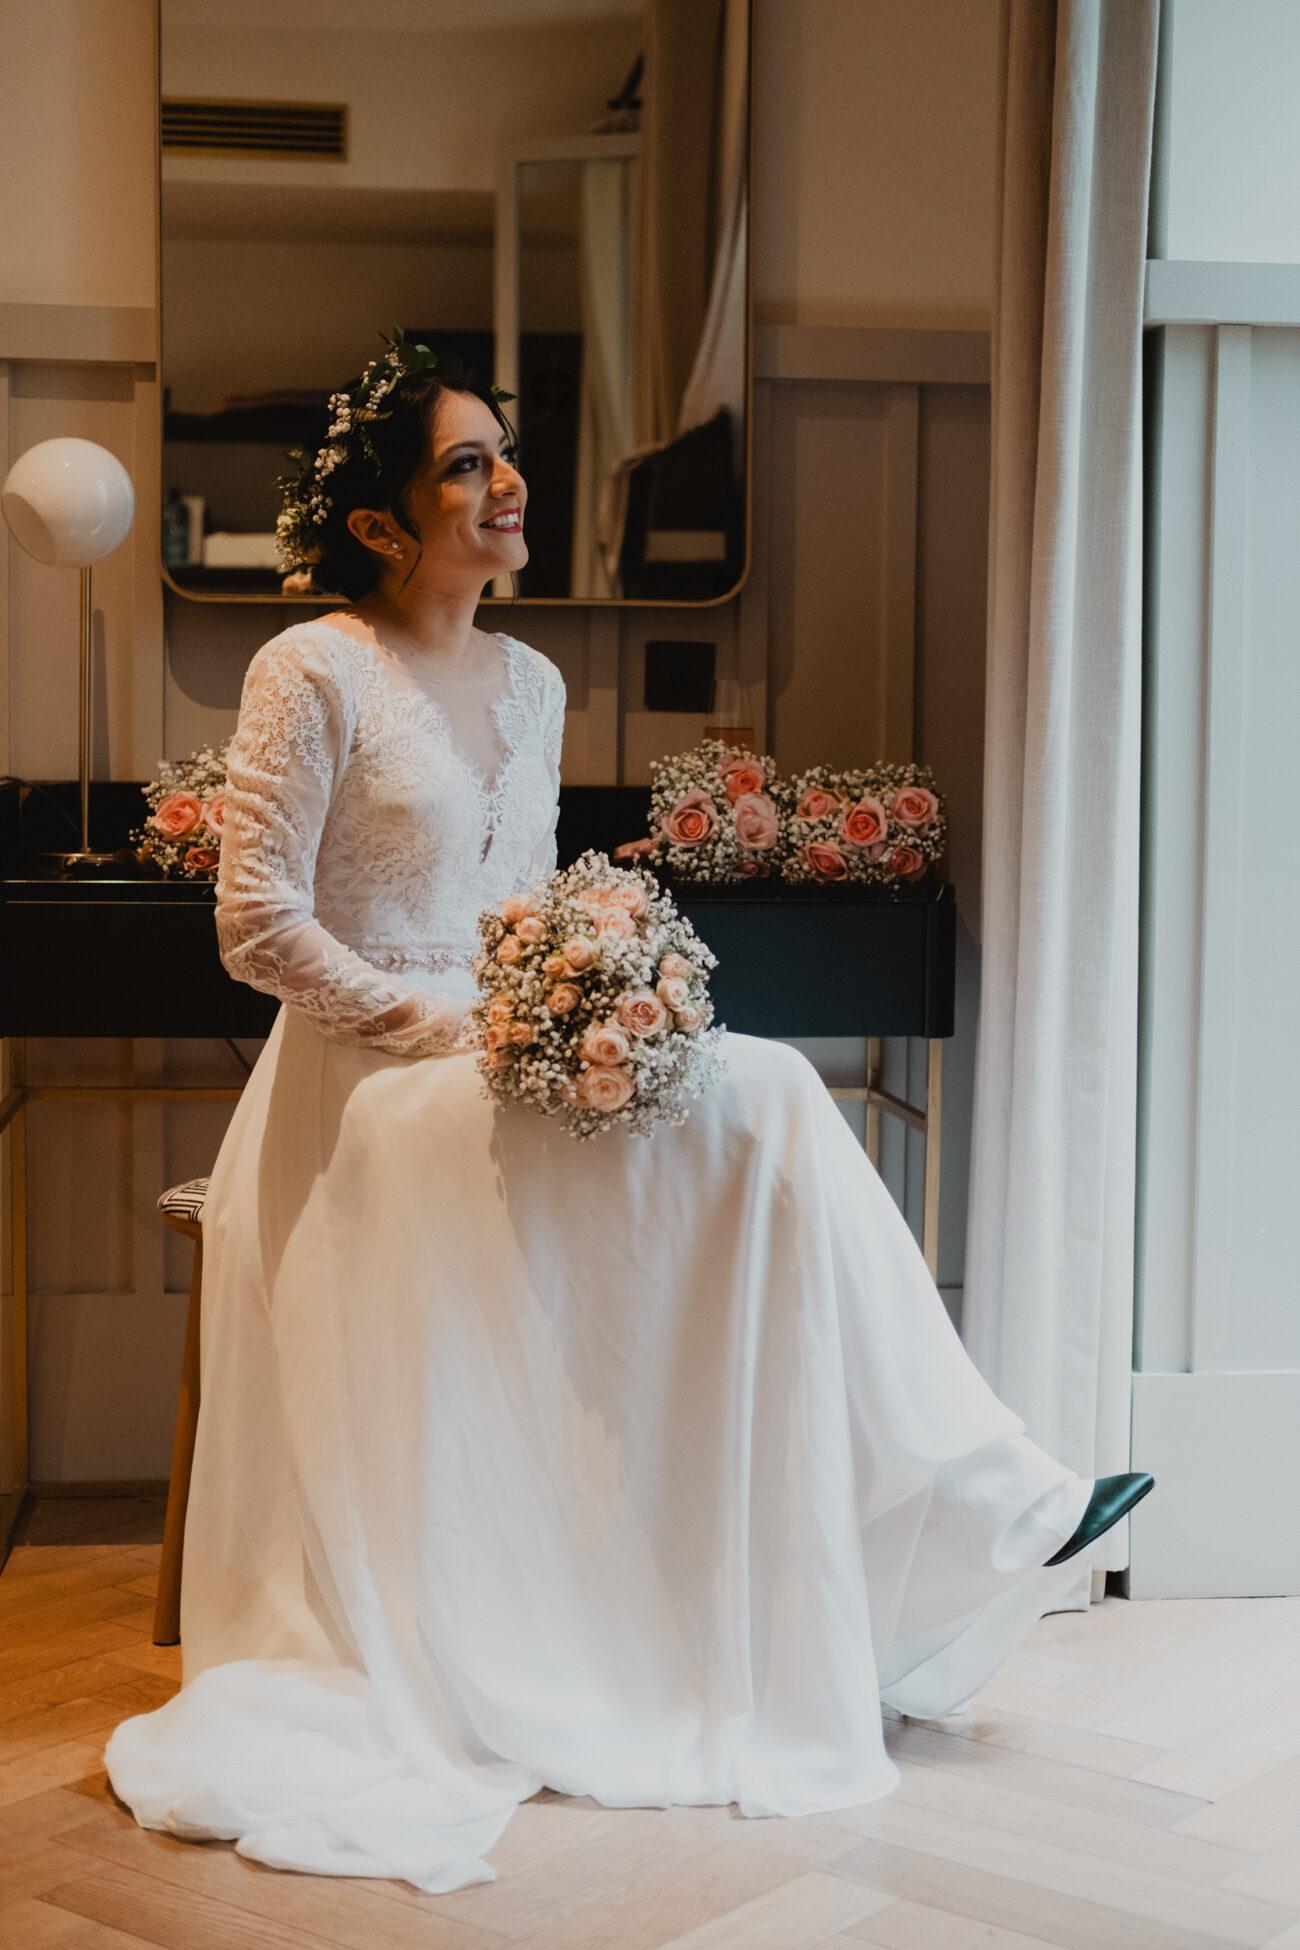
153 1237 202 1646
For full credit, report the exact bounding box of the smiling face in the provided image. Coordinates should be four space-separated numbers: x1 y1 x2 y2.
348 385 528 593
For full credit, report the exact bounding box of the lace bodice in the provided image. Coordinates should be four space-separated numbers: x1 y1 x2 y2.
215 621 565 1057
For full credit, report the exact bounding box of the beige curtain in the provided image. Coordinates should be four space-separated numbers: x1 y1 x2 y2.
964 0 1159 1600
633 0 727 449
570 156 638 599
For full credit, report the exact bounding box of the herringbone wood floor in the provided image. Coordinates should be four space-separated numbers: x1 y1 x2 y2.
1 1503 1299 1950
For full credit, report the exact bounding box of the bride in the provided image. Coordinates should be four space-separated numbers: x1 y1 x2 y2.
105 338 1152 1894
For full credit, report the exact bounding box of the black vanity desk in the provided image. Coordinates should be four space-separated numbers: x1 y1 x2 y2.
0 782 954 1267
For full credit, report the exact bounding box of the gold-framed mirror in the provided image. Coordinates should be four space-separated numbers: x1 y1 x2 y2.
158 0 751 607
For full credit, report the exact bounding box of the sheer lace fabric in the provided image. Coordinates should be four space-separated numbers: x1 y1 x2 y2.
214 622 564 1057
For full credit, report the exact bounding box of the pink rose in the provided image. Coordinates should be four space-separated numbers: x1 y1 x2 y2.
802 840 848 880
796 786 841 821
607 880 650 918
732 856 761 879
614 837 658 860
732 791 780 852
675 1004 704 1032
501 893 532 924
509 1021 535 1045
718 756 766 802
661 790 718 848
496 934 524 964
617 990 668 1037
576 889 608 910
547 982 582 1015
199 790 226 833
542 954 569 977
840 796 888 850
487 999 513 1025
484 1023 510 1051
888 844 927 880
515 915 546 944
564 936 598 971
577 1065 635 1111
580 1020 631 1067
658 953 692 980
891 785 939 831
657 974 690 1012
186 846 220 873
153 792 201 838
597 907 636 942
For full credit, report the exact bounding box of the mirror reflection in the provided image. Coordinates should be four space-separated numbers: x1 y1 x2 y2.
159 0 749 605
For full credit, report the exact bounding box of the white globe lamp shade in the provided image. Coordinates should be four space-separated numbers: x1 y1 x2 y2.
1 437 135 567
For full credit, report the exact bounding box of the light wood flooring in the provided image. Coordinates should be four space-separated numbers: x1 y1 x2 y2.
1 1500 1299 1950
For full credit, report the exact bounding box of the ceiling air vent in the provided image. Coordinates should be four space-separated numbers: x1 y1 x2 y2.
161 98 348 162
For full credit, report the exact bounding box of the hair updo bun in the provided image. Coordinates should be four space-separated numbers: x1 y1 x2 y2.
279 364 515 603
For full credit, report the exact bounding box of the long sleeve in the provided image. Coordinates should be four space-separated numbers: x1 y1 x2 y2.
215 638 477 1058
524 663 566 885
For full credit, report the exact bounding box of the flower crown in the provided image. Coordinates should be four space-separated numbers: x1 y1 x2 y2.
274 328 516 572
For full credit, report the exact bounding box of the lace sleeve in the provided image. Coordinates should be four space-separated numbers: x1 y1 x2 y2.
524 660 566 885
215 636 477 1058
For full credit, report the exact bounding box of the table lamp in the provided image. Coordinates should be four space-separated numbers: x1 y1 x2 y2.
1 437 135 868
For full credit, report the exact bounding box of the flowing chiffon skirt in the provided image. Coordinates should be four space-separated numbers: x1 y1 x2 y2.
106 990 1094 1892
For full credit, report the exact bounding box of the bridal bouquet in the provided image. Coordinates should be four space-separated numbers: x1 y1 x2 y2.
131 741 230 879
472 850 726 1139
620 739 792 883
785 763 945 885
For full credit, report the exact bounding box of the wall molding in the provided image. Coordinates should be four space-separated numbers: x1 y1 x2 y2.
754 323 990 385
0 302 157 366
1145 259 1300 326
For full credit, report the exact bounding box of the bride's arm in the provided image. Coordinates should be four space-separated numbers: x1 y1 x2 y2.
215 636 477 1058
523 661 566 885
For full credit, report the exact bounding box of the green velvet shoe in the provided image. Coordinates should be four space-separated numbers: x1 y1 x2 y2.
1043 1473 1155 1567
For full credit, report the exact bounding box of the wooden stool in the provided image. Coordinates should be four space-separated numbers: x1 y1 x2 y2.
154 1176 209 1646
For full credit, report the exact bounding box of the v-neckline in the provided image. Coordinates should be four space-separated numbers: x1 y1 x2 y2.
315 621 525 847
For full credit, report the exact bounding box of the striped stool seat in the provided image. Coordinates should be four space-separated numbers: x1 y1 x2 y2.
157 1177 209 1226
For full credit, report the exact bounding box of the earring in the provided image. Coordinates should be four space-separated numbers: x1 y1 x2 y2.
388 543 401 553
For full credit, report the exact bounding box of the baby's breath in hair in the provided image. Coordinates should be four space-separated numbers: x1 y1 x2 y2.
274 327 516 574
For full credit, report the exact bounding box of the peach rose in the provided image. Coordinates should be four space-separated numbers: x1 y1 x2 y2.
547 982 582 1015
153 792 201 839
597 906 636 942
888 844 927 880
576 1065 635 1111
501 893 532 925
496 934 524 964
487 999 513 1025
186 845 220 872
199 790 226 833
580 1020 631 1067
484 1023 510 1051
733 791 780 852
515 915 547 944
658 953 692 980
564 936 598 971
796 786 841 821
542 954 569 977
891 785 939 831
657 974 690 1012
802 840 848 880
661 790 718 848
614 837 658 860
840 796 888 850
487 1047 514 1070
718 756 766 802
675 1004 704 1032
607 880 649 918
617 990 668 1037
509 1021 535 1045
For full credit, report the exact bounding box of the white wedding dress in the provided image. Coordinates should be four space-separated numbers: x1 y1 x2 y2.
105 620 1095 1893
